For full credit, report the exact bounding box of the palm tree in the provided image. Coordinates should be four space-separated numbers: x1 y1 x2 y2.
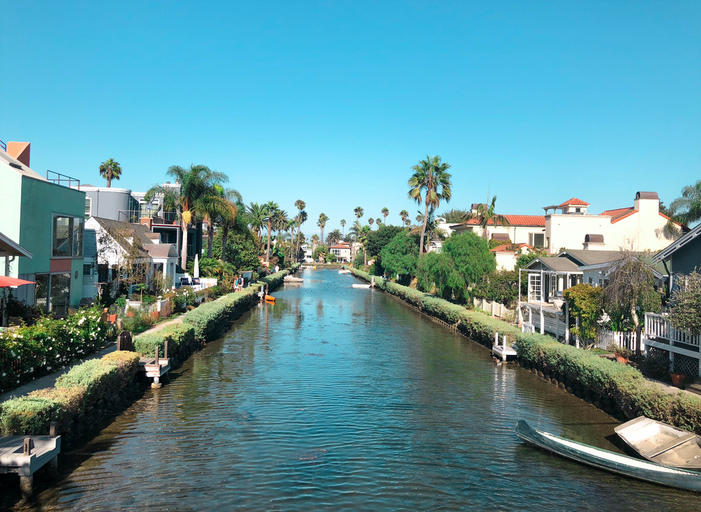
262 201 279 265
670 180 701 226
408 155 452 254
470 196 509 240
247 202 266 248
375 217 382 226
272 208 289 248
340 219 346 235
349 220 363 241
144 183 182 258
318 213 329 244
354 206 364 220
368 218 374 227
400 209 409 226
381 207 389 224
219 189 243 261
294 199 306 261
200 185 237 258
358 225 370 266
99 158 122 188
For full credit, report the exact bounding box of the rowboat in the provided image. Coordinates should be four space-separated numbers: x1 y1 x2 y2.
615 416 701 469
515 420 701 492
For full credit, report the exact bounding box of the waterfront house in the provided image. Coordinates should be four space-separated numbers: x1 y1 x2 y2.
490 243 533 271
329 242 351 262
0 141 85 315
652 221 701 293
451 214 547 249
84 216 178 297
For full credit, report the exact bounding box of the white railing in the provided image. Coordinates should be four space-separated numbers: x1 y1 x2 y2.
645 312 700 348
596 329 639 351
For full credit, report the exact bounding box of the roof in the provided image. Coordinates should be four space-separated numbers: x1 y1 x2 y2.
460 214 546 227
329 243 351 249
0 147 46 181
90 216 175 259
490 243 531 253
558 197 590 207
601 206 636 223
528 256 581 272
653 222 701 264
0 231 32 258
560 249 632 266
144 243 177 259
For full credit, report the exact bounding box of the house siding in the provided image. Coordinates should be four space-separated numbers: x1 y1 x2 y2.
670 236 701 275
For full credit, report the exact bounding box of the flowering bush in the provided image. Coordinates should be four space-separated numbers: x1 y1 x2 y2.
0 306 114 394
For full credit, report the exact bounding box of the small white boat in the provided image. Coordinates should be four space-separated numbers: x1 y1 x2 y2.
516 420 701 493
338 269 351 274
284 275 304 283
615 416 701 469
351 283 372 289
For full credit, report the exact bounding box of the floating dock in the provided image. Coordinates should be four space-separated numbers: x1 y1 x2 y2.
492 332 517 361
139 342 170 388
0 433 61 495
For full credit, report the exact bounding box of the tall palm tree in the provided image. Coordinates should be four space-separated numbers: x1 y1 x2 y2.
247 202 266 248
381 207 389 224
340 219 346 235
99 158 122 188
318 213 329 244
144 183 182 257
670 180 701 226
272 208 289 247
408 155 452 254
358 225 370 266
219 189 243 261
375 217 382 226
294 199 306 262
471 195 508 240
262 201 279 265
399 209 409 226
354 206 364 220
368 218 374 227
349 220 363 241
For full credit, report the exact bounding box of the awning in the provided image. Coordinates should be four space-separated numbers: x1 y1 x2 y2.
0 276 35 288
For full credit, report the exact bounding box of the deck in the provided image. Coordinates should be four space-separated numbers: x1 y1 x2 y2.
0 434 61 494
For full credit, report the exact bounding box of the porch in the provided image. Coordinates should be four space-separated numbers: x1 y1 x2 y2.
644 312 701 378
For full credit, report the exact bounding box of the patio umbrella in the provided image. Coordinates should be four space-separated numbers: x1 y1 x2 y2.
0 276 35 288
193 254 200 279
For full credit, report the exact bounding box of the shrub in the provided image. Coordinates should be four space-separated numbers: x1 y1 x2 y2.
441 232 496 297
563 284 604 342
472 270 519 307
133 324 197 366
380 231 419 283
669 271 701 335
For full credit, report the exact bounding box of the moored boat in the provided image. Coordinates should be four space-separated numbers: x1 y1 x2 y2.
351 283 371 289
615 416 701 469
515 420 701 493
284 275 304 283
338 269 351 274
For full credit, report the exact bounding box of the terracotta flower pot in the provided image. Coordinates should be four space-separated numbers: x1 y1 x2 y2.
670 373 686 388
615 355 629 364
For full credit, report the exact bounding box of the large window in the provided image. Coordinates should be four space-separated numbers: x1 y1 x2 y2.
34 272 71 316
53 216 84 257
529 232 545 249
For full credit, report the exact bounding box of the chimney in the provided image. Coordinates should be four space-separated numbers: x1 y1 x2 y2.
633 191 659 215
7 142 31 167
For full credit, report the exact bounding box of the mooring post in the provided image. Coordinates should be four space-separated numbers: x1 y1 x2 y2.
494 332 499 347
19 475 33 496
152 346 162 388
164 339 169 361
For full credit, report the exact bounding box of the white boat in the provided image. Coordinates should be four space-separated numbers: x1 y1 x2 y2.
516 420 701 493
338 269 351 274
351 283 372 289
615 416 701 469
283 275 304 283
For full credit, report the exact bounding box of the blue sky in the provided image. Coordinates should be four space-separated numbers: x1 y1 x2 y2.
2 1 699 233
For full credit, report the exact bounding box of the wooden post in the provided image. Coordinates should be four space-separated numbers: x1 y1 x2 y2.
50 422 57 437
502 334 507 362
152 346 162 388
164 339 169 360
564 300 570 344
20 476 33 496
494 332 499 347
23 437 34 455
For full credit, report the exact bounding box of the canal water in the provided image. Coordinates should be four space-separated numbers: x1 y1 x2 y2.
17 269 693 510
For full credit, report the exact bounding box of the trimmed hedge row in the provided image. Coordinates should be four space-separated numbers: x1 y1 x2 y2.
133 323 198 368
349 267 701 433
0 351 140 442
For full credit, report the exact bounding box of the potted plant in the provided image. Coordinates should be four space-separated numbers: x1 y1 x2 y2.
612 345 632 364
670 372 687 388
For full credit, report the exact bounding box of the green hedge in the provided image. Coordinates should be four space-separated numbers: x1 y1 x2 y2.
133 323 198 367
0 351 140 442
182 285 262 341
349 267 701 433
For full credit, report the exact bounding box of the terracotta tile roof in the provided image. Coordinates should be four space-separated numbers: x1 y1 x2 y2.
462 214 545 227
490 243 532 253
558 197 590 207
601 207 636 223
329 243 350 249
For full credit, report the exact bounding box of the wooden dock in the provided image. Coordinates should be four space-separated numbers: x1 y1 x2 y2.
139 341 170 388
492 332 517 362
0 433 61 495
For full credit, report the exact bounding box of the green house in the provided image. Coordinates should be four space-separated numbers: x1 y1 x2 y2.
0 142 85 314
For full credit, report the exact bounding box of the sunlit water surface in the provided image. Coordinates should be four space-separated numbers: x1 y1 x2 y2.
11 269 694 510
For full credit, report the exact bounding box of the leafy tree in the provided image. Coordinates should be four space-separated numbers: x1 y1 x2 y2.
381 207 389 224
326 229 343 245
366 225 404 257
669 271 701 335
470 196 508 239
670 180 701 225
200 185 237 258
441 232 495 299
313 244 329 262
564 284 605 343
317 212 329 243
99 158 122 187
380 231 419 284
219 189 244 262
416 252 464 299
212 227 259 272
408 155 452 254
603 254 662 353
472 270 519 307
440 208 471 223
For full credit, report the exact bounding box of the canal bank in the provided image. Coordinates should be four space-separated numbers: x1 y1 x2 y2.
347 267 701 434
9 267 693 510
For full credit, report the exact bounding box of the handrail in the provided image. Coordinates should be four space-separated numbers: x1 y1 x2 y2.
645 312 700 347
46 169 81 189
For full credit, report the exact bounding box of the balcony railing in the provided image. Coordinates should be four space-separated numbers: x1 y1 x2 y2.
645 312 700 348
46 169 80 189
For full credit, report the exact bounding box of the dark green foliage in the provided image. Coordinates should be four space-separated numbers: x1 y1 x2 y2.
366 225 404 257
669 271 701 335
416 252 464 300
380 231 419 283
564 284 604 342
439 209 470 223
473 270 519 307
442 232 495 291
212 228 260 273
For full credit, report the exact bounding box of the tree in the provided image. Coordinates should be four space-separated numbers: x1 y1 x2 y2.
368 218 374 227
408 155 452 254
440 208 471 223
669 272 701 335
294 199 306 262
219 189 243 262
272 208 288 247
670 180 701 226
99 158 122 188
603 254 662 354
317 213 329 245
564 284 605 344
441 232 495 300
381 207 389 224
416 252 465 299
200 185 237 258
247 202 266 248
262 201 279 265
375 217 382 226
470 196 508 239
366 225 404 258
380 231 419 284
349 220 363 241
326 229 342 245
399 209 409 226
354 206 364 220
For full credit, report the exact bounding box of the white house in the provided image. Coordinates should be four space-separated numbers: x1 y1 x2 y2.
329 242 351 262
452 214 547 250
84 216 178 298
490 243 534 271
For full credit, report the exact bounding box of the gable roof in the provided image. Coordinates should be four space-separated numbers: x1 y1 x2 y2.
653 222 701 264
90 217 176 259
0 231 32 258
145 243 177 259
527 256 581 272
558 197 590 207
559 249 631 266
0 146 46 181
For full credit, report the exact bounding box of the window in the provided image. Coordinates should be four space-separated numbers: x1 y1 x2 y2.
53 216 84 257
529 233 545 249
84 197 92 219
33 272 71 316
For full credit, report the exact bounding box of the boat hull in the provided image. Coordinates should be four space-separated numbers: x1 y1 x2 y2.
516 420 701 493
